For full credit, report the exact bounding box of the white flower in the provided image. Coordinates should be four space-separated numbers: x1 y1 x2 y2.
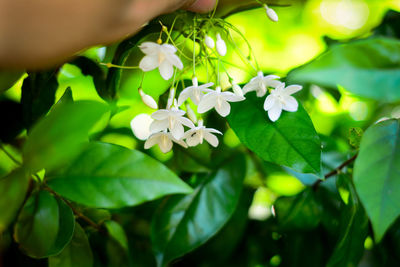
185 103 197 124
149 107 195 140
216 33 227 57
139 89 158 109
198 86 245 117
264 5 279 22
205 35 215 49
264 83 302 122
184 120 222 147
139 42 183 80
144 131 187 153
177 77 214 106
243 71 281 97
130 113 153 140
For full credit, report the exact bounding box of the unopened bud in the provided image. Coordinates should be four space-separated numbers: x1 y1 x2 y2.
216 33 227 57
167 87 175 109
264 5 278 22
205 35 215 49
192 76 198 87
232 82 244 97
157 38 162 45
186 103 197 124
139 89 158 109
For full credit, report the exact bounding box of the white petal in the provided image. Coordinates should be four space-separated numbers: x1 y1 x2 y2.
198 82 214 90
159 137 173 153
205 35 215 49
263 95 276 111
283 96 298 112
285 85 303 95
198 93 217 113
204 132 219 147
173 137 188 148
167 54 183 70
149 119 168 133
144 134 160 149
186 135 201 147
266 7 279 22
159 61 174 80
268 103 283 122
151 110 170 120
179 117 195 128
161 44 177 54
206 128 223 135
170 122 185 140
139 42 160 55
222 92 245 102
177 87 192 106
130 114 153 141
242 81 258 94
139 56 159 72
216 99 231 117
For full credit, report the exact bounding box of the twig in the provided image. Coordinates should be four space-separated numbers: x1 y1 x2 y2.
313 154 358 190
44 185 103 231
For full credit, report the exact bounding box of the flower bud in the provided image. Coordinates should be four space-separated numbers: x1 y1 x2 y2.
216 33 227 57
139 88 158 109
167 87 175 109
204 35 215 49
186 103 197 124
232 81 244 97
264 5 278 22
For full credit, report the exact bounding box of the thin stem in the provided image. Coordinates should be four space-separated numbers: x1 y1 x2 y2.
100 62 140 69
193 19 197 76
313 154 358 190
44 185 103 231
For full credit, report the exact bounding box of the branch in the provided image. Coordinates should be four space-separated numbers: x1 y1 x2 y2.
313 154 358 190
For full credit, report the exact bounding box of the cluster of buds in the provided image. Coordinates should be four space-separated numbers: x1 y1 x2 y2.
130 3 301 153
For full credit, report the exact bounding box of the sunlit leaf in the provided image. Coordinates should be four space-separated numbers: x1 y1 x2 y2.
23 101 108 173
104 220 128 251
151 154 246 266
228 93 321 175
48 223 93 267
288 38 400 102
47 142 192 208
354 119 400 242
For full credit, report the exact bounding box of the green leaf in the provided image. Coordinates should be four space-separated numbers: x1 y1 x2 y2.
23 101 108 173
47 198 76 256
21 70 59 130
0 70 23 93
274 188 322 230
327 176 368 267
349 127 363 149
288 37 400 102
47 142 192 208
104 220 128 251
14 190 59 258
70 57 108 101
48 223 93 267
151 154 246 266
227 93 321 174
354 119 400 242
0 168 29 233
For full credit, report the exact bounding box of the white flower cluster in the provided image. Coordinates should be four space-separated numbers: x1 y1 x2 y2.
130 6 302 153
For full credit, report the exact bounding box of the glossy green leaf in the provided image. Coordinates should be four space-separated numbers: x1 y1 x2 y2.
354 119 400 242
47 198 76 256
70 57 108 101
0 168 29 233
0 70 23 93
48 223 93 267
105 220 128 251
14 190 59 258
47 142 192 208
151 154 246 266
23 101 108 173
21 70 59 129
327 176 368 267
228 93 321 174
288 37 400 102
274 188 322 230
